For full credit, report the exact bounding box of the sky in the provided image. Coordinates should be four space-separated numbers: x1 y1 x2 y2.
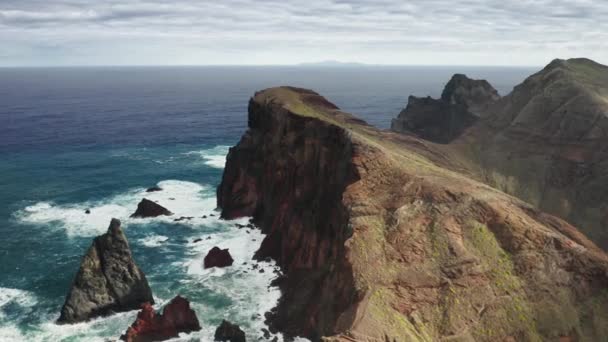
0 0 607 67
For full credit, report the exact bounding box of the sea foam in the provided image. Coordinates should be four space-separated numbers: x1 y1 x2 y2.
15 180 218 237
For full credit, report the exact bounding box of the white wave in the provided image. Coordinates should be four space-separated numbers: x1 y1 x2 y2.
138 235 169 247
182 218 286 341
184 145 230 169
0 288 37 320
14 180 220 237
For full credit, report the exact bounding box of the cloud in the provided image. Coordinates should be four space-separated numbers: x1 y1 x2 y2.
0 0 607 66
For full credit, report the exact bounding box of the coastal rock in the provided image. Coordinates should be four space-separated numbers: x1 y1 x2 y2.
204 247 234 269
57 219 154 324
214 320 246 342
218 86 608 341
391 74 499 143
120 296 201 342
131 199 173 218
146 186 163 192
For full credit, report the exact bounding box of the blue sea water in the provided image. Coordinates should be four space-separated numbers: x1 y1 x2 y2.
0 66 534 341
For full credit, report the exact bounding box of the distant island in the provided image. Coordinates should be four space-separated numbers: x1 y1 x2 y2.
298 60 368 67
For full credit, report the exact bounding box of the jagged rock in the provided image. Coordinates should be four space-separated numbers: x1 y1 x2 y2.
214 320 246 342
391 74 499 143
218 86 608 341
57 219 154 324
204 247 234 269
146 186 163 192
440 73 500 109
131 199 172 218
120 296 201 342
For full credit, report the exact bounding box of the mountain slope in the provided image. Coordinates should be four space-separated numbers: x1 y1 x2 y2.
218 86 608 341
448 58 608 249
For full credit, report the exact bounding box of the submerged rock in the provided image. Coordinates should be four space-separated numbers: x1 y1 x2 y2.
131 199 173 218
204 247 234 269
146 185 163 192
214 320 246 342
57 219 154 324
120 296 201 342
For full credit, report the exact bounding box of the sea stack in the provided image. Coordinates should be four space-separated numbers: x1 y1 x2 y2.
204 247 234 269
131 198 173 218
57 218 154 324
214 320 246 342
120 296 201 342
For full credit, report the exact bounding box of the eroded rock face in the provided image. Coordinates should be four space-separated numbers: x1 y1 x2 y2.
203 247 234 269
131 199 172 218
214 320 246 342
391 74 499 143
218 86 608 341
58 219 154 324
120 296 201 342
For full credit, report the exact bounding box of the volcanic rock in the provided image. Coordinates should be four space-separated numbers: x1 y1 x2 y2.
217 86 608 341
131 199 172 218
391 74 499 143
146 186 163 192
204 247 234 269
214 320 246 342
120 296 201 342
57 218 154 324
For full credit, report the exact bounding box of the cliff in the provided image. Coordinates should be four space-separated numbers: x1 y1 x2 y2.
391 74 499 143
218 86 608 341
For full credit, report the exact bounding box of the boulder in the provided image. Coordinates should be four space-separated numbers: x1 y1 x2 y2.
131 199 173 218
214 320 246 342
204 247 234 269
57 219 154 324
146 186 163 192
120 296 201 342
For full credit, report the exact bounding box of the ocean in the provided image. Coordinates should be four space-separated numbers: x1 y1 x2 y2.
0 66 534 341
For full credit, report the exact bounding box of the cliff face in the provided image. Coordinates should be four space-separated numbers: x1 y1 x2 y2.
450 58 608 249
218 86 608 341
391 74 499 143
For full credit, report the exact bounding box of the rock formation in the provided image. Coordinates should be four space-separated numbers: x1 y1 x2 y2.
393 58 608 250
131 199 172 218
218 86 608 341
391 74 499 143
204 247 234 269
146 186 163 192
58 218 154 324
214 320 246 342
120 296 201 342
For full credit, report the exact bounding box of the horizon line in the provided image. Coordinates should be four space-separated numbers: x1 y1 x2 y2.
0 63 541 69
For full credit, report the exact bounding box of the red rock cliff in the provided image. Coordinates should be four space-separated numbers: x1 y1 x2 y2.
218 86 608 341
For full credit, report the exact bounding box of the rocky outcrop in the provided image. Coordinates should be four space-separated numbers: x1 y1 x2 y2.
391 74 499 143
218 86 608 341
214 320 246 342
391 74 500 144
120 296 201 342
440 73 500 110
146 186 163 192
58 219 154 324
131 199 172 218
204 247 234 269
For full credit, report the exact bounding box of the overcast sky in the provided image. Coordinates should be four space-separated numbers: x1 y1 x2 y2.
0 0 606 66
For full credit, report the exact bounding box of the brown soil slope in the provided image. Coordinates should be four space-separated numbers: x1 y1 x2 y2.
218 86 608 341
